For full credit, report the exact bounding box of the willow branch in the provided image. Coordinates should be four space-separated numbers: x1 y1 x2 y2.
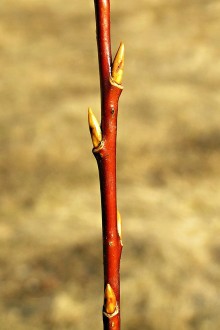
88 1 124 330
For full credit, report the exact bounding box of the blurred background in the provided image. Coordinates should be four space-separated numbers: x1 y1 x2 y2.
1 0 220 329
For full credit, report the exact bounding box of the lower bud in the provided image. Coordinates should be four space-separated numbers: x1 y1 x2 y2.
104 284 117 314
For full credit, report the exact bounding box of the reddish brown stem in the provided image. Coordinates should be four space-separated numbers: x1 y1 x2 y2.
92 1 124 330
94 0 112 99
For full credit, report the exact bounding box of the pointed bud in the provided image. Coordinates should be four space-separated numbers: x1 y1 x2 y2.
117 211 122 241
112 42 124 85
88 107 102 148
104 284 117 314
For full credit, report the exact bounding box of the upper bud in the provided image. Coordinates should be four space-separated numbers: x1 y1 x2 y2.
111 42 124 85
88 107 102 148
117 211 122 241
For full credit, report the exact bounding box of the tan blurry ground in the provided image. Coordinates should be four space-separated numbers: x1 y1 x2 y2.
1 0 220 329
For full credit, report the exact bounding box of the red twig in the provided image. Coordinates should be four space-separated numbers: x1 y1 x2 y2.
88 1 124 329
